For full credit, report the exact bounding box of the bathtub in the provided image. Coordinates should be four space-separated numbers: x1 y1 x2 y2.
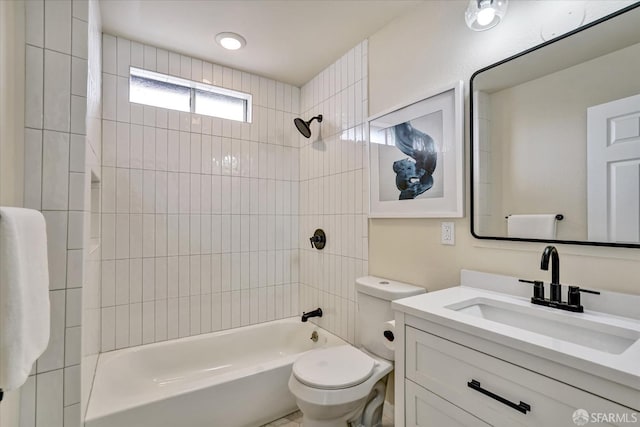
85 317 346 427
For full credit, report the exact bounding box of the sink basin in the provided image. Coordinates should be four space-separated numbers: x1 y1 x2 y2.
447 297 640 355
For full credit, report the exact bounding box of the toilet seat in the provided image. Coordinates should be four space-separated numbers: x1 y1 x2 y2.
293 345 375 390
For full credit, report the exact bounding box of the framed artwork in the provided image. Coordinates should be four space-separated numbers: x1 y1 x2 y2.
368 81 464 218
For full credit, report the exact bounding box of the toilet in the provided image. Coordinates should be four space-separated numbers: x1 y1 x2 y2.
288 276 425 427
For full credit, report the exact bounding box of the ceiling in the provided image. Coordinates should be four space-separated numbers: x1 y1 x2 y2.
100 0 422 87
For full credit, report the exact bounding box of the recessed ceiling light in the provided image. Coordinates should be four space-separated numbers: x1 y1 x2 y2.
465 0 508 31
215 32 246 50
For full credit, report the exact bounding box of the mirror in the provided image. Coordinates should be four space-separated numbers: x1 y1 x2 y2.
471 4 640 248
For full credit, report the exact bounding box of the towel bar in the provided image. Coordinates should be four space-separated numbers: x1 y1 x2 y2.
505 214 563 221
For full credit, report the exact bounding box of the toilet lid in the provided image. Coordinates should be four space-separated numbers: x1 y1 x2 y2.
293 345 375 390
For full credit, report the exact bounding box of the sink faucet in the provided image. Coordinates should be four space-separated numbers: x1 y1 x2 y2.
301 308 322 322
520 245 600 313
540 245 561 302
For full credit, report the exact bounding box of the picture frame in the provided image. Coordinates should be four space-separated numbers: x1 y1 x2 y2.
367 81 464 218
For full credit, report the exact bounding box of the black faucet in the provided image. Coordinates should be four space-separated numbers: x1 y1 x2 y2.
540 245 561 302
520 245 600 313
301 308 322 322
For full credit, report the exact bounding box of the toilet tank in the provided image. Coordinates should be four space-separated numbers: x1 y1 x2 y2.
356 276 425 360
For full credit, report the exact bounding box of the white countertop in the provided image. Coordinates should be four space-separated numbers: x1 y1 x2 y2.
392 277 640 391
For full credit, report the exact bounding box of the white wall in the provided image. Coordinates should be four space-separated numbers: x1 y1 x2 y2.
81 0 102 420
99 36 301 351
0 1 25 425
19 0 94 426
0 0 24 208
368 0 640 295
299 41 369 344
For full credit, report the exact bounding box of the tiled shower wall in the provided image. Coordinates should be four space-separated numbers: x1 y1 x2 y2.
81 0 102 420
299 41 369 344
100 36 301 351
20 0 96 426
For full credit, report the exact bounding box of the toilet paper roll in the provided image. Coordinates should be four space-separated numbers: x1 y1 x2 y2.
381 320 395 352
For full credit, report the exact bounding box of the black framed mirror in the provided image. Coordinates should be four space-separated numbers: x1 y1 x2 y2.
470 3 640 248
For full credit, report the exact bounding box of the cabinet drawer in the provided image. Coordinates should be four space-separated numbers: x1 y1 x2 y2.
406 379 490 427
406 326 632 427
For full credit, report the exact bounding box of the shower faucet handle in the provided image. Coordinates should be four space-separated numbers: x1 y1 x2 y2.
309 229 326 250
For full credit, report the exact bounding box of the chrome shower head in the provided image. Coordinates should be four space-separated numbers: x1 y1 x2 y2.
294 115 323 138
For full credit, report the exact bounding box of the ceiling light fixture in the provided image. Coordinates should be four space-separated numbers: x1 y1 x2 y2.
215 32 246 50
465 0 508 31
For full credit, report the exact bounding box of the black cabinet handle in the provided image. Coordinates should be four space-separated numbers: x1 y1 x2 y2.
467 380 531 414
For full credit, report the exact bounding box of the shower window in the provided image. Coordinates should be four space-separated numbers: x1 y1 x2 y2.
129 67 252 122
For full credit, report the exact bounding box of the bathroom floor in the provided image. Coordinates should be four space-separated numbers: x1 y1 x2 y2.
262 410 394 427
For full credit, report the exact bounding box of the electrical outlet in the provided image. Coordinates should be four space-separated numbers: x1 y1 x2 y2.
441 222 455 245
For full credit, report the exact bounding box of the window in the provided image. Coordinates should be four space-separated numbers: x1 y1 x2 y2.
129 67 252 122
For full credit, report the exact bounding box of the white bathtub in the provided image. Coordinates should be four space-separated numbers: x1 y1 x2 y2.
85 317 346 427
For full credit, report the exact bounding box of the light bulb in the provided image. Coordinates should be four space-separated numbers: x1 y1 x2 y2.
219 37 242 50
215 32 247 51
477 7 496 26
465 0 508 31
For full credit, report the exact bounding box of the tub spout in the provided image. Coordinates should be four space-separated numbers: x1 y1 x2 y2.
301 308 322 322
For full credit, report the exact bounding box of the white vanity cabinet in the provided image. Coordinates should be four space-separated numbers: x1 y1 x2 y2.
395 313 639 427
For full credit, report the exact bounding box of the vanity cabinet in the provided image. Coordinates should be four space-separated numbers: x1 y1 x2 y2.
396 316 638 427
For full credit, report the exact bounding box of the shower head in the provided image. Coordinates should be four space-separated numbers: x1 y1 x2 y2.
294 115 323 138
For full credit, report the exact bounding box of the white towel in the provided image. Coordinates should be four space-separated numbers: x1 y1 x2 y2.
0 207 50 391
507 214 558 239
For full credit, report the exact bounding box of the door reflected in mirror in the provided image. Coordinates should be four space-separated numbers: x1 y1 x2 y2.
471 3 640 247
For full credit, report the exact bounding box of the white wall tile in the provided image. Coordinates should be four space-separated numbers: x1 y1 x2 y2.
156 49 168 74
64 365 80 406
116 37 130 77
44 50 71 131
115 213 129 258
129 213 142 259
102 34 117 74
65 288 82 326
143 45 156 71
168 52 180 77
142 301 155 343
130 169 143 214
155 299 168 341
168 297 179 339
37 290 65 372
24 129 43 209
131 103 143 125
64 326 81 367
115 304 129 349
130 41 143 68
115 259 130 305
26 0 44 48
103 124 118 168
103 73 116 121
70 134 86 173
130 124 143 168
36 369 63 427
129 258 142 303
116 76 130 122
25 46 44 128
71 18 88 59
178 296 189 337
180 55 191 79
63 403 80 427
66 249 83 288
44 0 71 54
129 303 142 346
70 95 86 135
43 211 68 290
